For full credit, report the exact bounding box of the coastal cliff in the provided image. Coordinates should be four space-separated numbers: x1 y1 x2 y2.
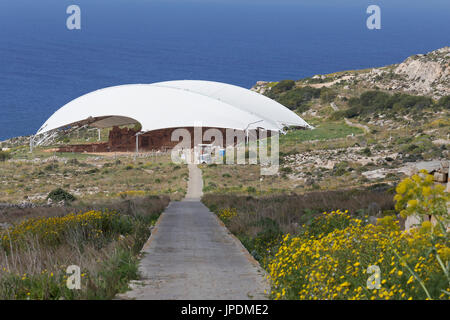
252 47 450 99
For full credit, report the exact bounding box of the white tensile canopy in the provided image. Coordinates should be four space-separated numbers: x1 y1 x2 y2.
36 80 312 136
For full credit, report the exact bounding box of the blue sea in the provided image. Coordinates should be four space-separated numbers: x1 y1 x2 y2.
0 0 449 140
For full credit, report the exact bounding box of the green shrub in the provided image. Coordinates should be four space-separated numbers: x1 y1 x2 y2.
280 167 293 174
399 135 439 158
246 186 257 193
361 147 372 156
0 151 11 162
335 91 437 119
320 88 337 103
270 80 295 95
240 217 282 262
44 163 59 171
47 188 76 203
437 95 450 110
276 87 321 111
333 161 349 176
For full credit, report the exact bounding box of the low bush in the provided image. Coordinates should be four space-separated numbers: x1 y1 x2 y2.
320 88 338 103
0 151 11 162
47 188 76 203
280 167 293 174
330 91 439 119
332 161 350 176
437 95 450 109
275 87 321 111
269 80 295 95
44 163 59 171
398 135 440 159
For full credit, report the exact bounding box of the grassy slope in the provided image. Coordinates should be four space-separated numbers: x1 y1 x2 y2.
0 196 169 299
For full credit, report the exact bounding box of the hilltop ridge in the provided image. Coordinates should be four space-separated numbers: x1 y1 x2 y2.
252 47 450 99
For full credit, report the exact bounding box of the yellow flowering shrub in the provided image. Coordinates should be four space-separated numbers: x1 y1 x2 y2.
268 210 449 300
0 197 167 299
218 208 237 223
1 210 132 248
117 190 148 198
393 170 449 299
394 170 448 225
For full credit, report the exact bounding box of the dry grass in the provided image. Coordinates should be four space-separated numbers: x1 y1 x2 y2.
203 188 396 237
0 196 169 299
0 152 188 203
201 164 294 194
0 195 169 226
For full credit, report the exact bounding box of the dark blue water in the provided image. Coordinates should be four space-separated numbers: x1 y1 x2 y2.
0 0 449 140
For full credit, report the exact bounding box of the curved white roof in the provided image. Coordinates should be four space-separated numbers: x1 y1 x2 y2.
37 80 311 136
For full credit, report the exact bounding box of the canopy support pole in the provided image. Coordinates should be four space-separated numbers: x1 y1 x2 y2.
244 120 264 145
135 132 144 161
29 135 34 153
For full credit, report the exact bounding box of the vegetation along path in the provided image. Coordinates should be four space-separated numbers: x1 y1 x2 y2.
119 164 269 300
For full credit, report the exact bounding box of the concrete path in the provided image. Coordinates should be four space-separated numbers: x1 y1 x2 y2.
184 164 204 201
118 164 269 300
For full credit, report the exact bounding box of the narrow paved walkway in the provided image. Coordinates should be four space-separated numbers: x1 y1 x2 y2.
119 164 269 300
184 164 204 201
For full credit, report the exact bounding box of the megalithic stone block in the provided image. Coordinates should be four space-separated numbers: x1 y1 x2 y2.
434 172 447 183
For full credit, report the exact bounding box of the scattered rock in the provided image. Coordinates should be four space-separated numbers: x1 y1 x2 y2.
362 169 387 180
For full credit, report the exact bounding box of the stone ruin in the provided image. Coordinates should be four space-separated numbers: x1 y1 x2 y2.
56 126 264 153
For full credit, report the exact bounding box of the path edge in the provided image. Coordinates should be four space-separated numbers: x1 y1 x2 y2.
140 201 175 253
209 204 272 298
115 202 175 300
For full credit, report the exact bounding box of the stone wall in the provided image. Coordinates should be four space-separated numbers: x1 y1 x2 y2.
57 126 266 153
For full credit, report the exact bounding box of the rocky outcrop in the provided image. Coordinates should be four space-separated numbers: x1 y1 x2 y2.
251 81 271 94
251 47 450 99
392 47 449 98
357 48 449 99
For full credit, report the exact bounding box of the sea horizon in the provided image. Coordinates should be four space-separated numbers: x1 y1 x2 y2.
0 0 449 140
